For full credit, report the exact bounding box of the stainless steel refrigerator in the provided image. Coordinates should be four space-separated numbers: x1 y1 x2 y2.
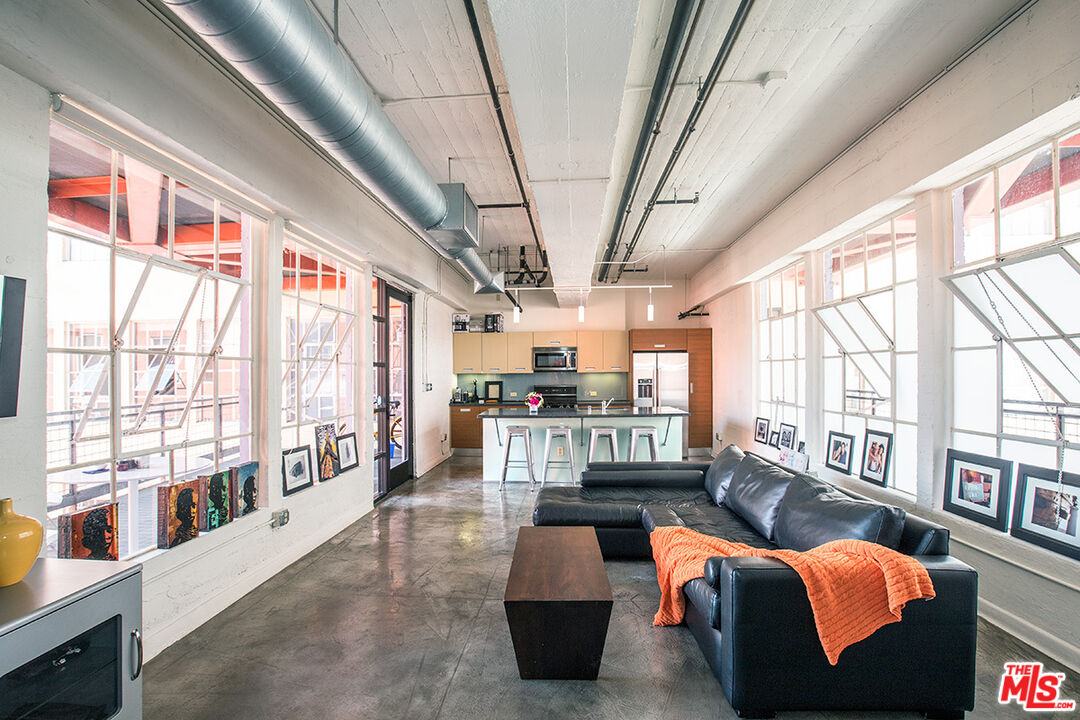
633 351 689 457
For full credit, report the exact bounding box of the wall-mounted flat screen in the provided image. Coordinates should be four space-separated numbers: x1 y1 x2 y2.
0 275 26 418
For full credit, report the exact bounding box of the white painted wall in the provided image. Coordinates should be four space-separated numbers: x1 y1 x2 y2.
413 293 454 476
688 0 1080 671
0 0 459 660
0 65 49 529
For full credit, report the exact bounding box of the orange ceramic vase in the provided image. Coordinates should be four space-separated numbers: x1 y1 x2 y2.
0 498 43 587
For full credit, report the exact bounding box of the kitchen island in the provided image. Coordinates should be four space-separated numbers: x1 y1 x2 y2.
476 406 689 484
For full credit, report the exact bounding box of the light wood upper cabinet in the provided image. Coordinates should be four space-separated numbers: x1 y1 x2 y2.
532 330 577 347
576 331 603 372
452 333 483 374
687 328 713 449
481 332 508 373
506 332 533 373
630 328 687 351
602 330 629 372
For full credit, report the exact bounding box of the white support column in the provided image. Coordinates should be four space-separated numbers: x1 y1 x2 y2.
804 251 825 470
914 190 951 509
261 215 284 505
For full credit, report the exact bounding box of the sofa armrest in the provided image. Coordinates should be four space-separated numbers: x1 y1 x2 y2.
717 555 977 715
583 461 712 473
580 469 705 488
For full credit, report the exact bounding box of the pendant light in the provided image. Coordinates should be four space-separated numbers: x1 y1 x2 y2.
647 287 655 322
578 289 585 323
513 290 521 323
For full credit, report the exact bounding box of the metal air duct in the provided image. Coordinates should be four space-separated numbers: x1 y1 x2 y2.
163 0 503 293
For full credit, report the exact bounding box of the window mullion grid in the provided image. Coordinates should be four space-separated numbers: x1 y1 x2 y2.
994 167 1002 257
997 266 1080 364
108 147 120 504
1053 138 1061 240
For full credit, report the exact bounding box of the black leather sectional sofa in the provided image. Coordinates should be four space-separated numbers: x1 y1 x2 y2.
533 445 978 719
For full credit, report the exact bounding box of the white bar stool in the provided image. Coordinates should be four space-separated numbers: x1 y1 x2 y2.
587 427 620 463
629 426 660 461
500 425 536 490
541 426 575 487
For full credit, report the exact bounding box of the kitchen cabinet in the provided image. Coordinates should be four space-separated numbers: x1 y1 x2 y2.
630 328 687 351
450 405 482 448
602 330 629 371
481 333 508 373
532 330 577 347
687 328 713 449
576 331 603 372
506 332 533 373
453 333 483 374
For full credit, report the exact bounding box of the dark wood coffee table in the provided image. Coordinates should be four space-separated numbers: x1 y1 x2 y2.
504 526 614 680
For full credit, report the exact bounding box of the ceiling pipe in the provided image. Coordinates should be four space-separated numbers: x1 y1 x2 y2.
162 0 504 294
611 0 755 283
596 0 700 283
463 0 548 286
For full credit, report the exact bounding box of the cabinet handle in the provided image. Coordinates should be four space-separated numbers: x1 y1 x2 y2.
690 382 694 394
489 367 501 371
131 628 144 681
549 340 560 345
654 344 666 348
584 366 596 370
459 408 472 413
610 366 622 370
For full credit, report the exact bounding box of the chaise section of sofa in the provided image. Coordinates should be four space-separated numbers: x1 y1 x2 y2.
532 444 978 719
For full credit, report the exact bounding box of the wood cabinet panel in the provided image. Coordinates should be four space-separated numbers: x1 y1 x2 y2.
506 332 533 373
687 328 713 449
532 331 577 347
453 333 483 373
450 405 482 448
576 331 603 372
481 333 509 373
602 330 629 372
629 328 687 351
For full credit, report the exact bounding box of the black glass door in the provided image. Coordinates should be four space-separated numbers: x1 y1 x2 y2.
373 278 413 499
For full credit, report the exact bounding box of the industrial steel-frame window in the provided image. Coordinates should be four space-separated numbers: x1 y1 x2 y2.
755 260 807 439
280 233 360 454
947 122 1080 473
815 207 918 494
44 117 258 559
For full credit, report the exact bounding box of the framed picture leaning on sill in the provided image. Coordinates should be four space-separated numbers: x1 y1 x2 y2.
942 449 1013 531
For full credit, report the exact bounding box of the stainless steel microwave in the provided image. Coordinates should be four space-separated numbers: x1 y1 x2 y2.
533 347 577 372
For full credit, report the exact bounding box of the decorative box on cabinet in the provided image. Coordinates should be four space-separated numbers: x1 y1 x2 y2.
0 559 143 719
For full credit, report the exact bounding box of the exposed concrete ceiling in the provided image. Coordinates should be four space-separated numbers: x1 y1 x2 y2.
306 0 1029 308
487 0 642 306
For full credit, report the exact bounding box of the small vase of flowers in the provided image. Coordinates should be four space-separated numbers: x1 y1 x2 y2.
525 392 544 414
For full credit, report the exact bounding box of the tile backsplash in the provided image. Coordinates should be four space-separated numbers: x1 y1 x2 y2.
454 372 628 402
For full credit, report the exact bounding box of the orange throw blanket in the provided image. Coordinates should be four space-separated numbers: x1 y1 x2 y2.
650 526 935 665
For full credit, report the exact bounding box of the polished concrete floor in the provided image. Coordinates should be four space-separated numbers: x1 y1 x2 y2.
144 456 1076 719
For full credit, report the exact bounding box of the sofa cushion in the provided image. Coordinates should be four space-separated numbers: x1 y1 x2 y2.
580 469 704 488
724 454 795 540
774 474 906 551
642 505 686 533
672 504 778 549
536 486 712 508
532 500 643 528
683 579 721 629
704 444 745 505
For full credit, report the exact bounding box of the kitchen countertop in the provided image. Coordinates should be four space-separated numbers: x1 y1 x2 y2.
477 406 687 418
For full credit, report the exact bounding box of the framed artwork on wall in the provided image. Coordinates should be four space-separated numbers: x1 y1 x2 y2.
314 423 341 481
754 417 770 444
859 429 893 486
338 433 359 472
233 461 259 518
769 431 780 448
282 445 314 497
1010 464 1080 560
942 449 1013 531
156 479 201 549
825 431 855 475
778 423 797 451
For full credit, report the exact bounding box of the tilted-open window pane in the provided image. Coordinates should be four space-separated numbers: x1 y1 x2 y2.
946 244 1080 404
1060 130 1080 238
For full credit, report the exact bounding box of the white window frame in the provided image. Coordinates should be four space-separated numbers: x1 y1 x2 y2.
45 117 261 559
755 260 807 440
